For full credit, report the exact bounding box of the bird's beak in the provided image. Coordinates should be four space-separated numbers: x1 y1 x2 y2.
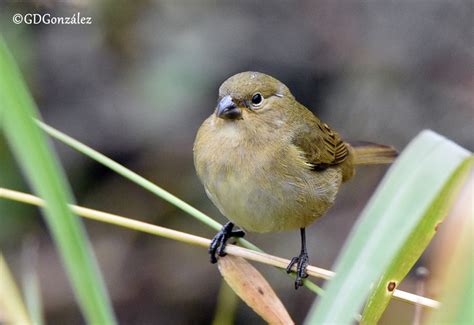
216 95 242 120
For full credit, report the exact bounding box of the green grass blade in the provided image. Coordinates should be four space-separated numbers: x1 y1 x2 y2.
360 156 473 324
305 130 471 324
0 36 116 324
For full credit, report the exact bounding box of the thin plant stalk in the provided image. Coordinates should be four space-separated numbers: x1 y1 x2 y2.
0 187 441 309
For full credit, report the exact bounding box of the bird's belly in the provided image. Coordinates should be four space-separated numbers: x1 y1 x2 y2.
203 167 339 233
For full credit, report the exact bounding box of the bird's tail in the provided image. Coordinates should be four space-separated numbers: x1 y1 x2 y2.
350 141 398 165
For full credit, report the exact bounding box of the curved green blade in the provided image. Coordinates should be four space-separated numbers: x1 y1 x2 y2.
0 36 116 324
305 130 471 324
361 157 472 324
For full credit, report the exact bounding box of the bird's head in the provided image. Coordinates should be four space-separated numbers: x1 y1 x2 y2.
214 71 293 122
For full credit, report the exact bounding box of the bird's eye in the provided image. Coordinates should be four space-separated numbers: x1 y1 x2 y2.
251 93 263 107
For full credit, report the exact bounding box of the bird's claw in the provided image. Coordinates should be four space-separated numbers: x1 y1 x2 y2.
209 222 245 264
286 251 309 289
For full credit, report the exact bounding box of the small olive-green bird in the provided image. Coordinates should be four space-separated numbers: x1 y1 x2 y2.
194 71 397 288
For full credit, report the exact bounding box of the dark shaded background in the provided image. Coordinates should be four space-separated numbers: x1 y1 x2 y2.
1 0 472 324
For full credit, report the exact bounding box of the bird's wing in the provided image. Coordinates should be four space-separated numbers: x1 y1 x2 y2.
292 115 349 169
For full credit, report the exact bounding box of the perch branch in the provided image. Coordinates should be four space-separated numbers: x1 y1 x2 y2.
0 187 440 309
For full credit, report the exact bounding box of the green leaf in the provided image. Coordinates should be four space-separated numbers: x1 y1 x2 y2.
305 130 471 324
360 156 473 324
0 36 116 324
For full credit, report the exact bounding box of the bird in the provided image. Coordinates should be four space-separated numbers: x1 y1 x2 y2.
193 71 397 289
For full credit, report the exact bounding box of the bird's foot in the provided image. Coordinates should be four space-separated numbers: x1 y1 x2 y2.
209 222 245 264
286 251 309 289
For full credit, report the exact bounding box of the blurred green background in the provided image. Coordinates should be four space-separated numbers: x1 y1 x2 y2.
0 1 472 323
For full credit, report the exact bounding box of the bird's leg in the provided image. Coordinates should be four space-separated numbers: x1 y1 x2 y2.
286 228 309 289
208 222 245 264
